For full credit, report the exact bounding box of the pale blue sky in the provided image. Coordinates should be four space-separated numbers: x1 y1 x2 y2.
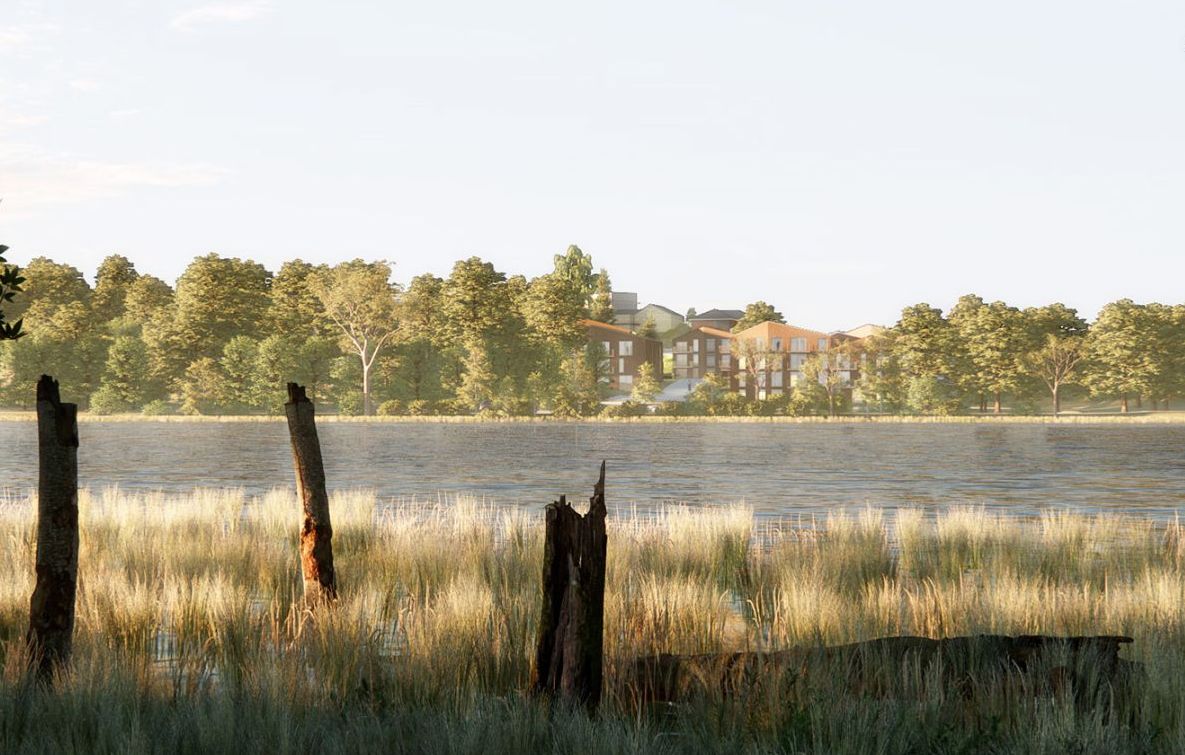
1 1 1183 329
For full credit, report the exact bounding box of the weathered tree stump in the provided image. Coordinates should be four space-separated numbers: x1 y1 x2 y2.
284 382 336 603
27 375 79 681
629 634 1136 704
531 461 608 712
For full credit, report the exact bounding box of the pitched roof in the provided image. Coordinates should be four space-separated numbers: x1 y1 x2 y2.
636 303 684 319
582 318 634 335
691 308 744 321
698 326 734 338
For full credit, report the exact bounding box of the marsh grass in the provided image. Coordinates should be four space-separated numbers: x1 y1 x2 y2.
2 491 1185 752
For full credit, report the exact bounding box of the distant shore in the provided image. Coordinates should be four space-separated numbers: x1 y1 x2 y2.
3 410 1185 424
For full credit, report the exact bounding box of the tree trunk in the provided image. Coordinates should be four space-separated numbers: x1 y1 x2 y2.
994 392 1002 415
1052 384 1060 416
1121 395 1129 414
27 375 79 682
361 357 372 416
1136 395 1143 410
284 383 337 603
531 462 608 713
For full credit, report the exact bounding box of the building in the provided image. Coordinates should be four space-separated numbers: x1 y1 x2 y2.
730 321 862 399
584 319 664 393
671 326 735 380
611 291 639 325
844 323 887 339
689 308 744 331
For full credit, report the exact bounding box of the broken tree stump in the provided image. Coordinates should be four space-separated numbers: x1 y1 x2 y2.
629 634 1136 704
284 382 337 603
531 461 608 712
27 375 80 681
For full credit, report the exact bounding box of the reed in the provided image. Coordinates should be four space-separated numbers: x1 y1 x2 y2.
1 489 1184 752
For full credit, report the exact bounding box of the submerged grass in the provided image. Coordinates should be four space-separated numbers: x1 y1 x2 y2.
2 491 1185 752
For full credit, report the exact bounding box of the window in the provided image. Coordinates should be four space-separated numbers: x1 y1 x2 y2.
771 371 783 388
692 340 700 353
706 338 716 352
601 341 612 356
719 340 730 353
619 374 633 387
818 337 828 350
790 372 800 386
754 338 765 351
619 340 633 357
720 354 731 368
790 337 806 352
771 337 783 351
706 354 716 368
675 353 688 367
618 358 626 374
790 354 807 370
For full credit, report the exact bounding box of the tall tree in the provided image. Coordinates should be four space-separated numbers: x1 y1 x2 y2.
92 254 139 322
892 303 961 414
123 275 174 327
90 335 152 413
732 301 785 332
1021 303 1089 415
1083 299 1158 413
174 253 272 360
588 269 614 323
311 259 399 416
955 299 1028 414
267 259 331 337
631 361 661 403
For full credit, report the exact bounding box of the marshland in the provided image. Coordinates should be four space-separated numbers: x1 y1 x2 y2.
3 482 1185 753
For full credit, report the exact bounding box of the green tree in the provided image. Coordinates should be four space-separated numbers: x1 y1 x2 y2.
1083 299 1157 413
1021 304 1089 415
952 298 1028 414
92 254 139 322
856 330 905 413
123 275 174 327
219 336 262 412
0 244 25 340
267 259 331 337
174 253 271 360
457 340 495 413
636 315 658 340
631 361 661 402
311 259 399 416
588 269 614 323
732 301 785 332
90 335 152 413
179 357 225 415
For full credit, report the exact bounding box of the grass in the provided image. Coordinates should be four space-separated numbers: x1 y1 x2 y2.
2 490 1185 752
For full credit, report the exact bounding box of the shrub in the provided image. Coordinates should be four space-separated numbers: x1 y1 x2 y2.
377 399 406 416
141 399 174 416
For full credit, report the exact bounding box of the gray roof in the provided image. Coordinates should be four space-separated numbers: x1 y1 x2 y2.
691 308 744 321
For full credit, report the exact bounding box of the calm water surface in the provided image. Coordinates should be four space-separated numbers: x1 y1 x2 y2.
2 421 1184 520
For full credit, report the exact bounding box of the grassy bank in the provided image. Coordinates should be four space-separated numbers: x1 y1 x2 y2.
2 491 1185 752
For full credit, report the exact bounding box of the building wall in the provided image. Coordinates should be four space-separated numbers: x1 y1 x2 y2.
585 321 664 393
672 327 735 380
731 322 862 399
634 304 684 334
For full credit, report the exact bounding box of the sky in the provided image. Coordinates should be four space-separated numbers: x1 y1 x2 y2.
1 1 1183 330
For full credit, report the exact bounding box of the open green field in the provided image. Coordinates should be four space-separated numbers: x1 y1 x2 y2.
3 490 1185 753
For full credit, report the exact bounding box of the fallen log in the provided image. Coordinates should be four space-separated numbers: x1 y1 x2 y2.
628 634 1136 704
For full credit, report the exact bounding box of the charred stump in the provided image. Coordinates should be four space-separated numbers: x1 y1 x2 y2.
27 375 79 681
531 461 608 713
284 382 337 603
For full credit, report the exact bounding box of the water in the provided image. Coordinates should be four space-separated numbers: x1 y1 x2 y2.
2 421 1184 519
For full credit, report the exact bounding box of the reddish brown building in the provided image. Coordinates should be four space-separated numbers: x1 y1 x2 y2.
584 319 663 393
730 321 862 399
672 326 735 380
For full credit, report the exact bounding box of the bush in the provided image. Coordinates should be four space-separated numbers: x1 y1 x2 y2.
652 401 688 417
600 400 649 418
406 399 433 416
141 399 174 416
377 399 406 416
433 399 471 416
88 386 130 416
335 391 363 416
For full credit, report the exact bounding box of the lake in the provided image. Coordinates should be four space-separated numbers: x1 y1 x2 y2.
2 421 1184 520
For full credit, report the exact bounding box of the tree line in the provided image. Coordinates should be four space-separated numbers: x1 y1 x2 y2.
1 247 1182 416
0 247 622 416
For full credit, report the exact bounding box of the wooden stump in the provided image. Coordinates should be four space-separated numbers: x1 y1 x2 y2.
284 382 337 603
27 375 79 681
531 462 608 713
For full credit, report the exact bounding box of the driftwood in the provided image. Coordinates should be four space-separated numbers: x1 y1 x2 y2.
27 375 80 681
284 382 336 603
531 462 608 712
629 634 1136 704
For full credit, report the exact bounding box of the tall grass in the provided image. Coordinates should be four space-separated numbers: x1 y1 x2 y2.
2 491 1185 752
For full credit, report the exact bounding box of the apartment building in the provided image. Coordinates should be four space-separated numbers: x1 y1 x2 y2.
730 321 861 399
584 319 664 393
671 326 735 380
